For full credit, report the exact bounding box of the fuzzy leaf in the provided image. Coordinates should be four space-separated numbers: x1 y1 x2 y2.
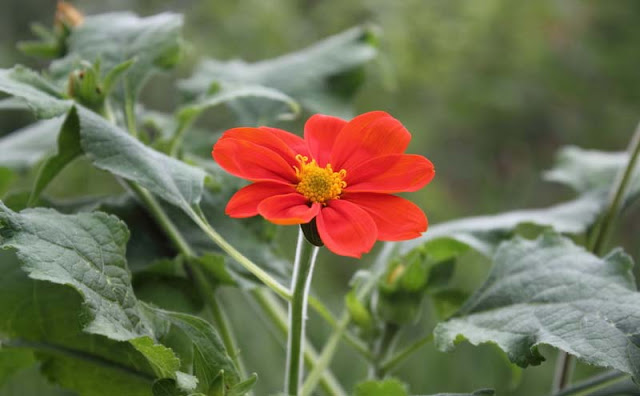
51 12 183 100
0 118 64 170
435 233 640 379
0 67 70 119
545 145 640 207
179 25 377 119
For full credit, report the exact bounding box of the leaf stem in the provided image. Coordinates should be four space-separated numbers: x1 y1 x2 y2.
285 230 320 396
189 211 291 300
251 289 347 396
124 88 138 138
551 370 628 396
379 333 433 375
370 323 400 379
553 122 640 393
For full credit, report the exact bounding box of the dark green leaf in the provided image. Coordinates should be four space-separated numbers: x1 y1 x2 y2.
435 233 640 379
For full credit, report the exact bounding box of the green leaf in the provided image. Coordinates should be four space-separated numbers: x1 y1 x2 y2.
0 349 35 388
396 195 603 258
435 232 640 379
179 25 378 119
51 12 183 100
227 373 258 396
130 338 181 380
0 118 64 170
0 168 15 198
177 83 300 128
0 202 154 341
545 145 640 207
156 311 240 392
0 67 70 119
354 378 408 396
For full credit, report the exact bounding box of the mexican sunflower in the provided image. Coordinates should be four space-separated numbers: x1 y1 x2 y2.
212 111 435 258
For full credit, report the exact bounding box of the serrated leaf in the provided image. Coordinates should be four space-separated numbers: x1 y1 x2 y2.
354 378 408 396
0 67 71 119
130 337 182 380
179 25 377 119
156 311 240 392
0 202 153 341
545 145 640 208
51 12 183 100
0 118 64 170
435 233 640 379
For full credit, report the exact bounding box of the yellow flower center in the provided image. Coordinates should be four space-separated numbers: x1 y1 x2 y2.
294 154 347 204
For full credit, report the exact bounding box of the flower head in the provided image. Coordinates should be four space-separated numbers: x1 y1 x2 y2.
212 111 435 258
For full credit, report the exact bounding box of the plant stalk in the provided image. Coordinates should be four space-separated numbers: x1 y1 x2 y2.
552 122 640 393
551 370 628 396
370 323 399 379
379 333 434 375
285 230 319 396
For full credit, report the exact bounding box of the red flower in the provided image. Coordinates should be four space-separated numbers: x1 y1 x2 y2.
212 111 435 258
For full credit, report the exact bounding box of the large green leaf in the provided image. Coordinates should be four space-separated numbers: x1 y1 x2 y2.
0 201 153 341
394 194 603 258
0 67 70 119
0 118 64 170
179 25 378 119
51 12 183 100
545 145 640 207
435 233 640 378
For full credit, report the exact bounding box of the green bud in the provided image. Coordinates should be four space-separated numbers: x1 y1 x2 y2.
345 290 374 332
67 62 106 113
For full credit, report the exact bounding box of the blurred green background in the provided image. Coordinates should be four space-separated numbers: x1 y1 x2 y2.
2 1 640 395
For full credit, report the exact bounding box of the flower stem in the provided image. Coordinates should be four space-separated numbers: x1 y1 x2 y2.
370 323 400 379
379 333 434 375
124 88 137 138
285 230 319 396
251 289 347 396
552 122 640 393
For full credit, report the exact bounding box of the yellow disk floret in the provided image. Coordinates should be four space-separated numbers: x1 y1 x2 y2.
294 154 347 204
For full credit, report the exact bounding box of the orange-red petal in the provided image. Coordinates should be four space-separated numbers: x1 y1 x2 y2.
226 182 296 218
259 127 310 158
219 127 299 167
343 192 427 241
258 193 320 225
330 112 411 170
345 154 435 193
304 114 347 167
315 199 377 258
213 138 297 183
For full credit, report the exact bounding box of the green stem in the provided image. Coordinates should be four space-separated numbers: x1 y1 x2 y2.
553 122 640 393
191 265 248 379
2 338 154 383
124 88 137 138
591 122 640 256
301 259 381 396
251 289 347 396
285 230 319 396
552 371 628 396
370 323 400 379
379 333 433 375
168 118 194 157
190 210 291 300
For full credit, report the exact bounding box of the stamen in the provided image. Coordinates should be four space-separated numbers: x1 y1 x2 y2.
294 155 347 204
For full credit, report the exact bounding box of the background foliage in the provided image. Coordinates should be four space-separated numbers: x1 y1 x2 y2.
1 1 640 395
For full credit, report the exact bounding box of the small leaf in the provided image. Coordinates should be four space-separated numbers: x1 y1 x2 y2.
227 373 258 396
435 232 640 379
354 378 408 396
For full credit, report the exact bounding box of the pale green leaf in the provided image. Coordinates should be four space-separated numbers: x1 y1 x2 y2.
51 12 183 100
0 67 70 119
179 25 378 119
545 145 640 207
0 118 64 170
354 378 408 396
435 233 640 379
